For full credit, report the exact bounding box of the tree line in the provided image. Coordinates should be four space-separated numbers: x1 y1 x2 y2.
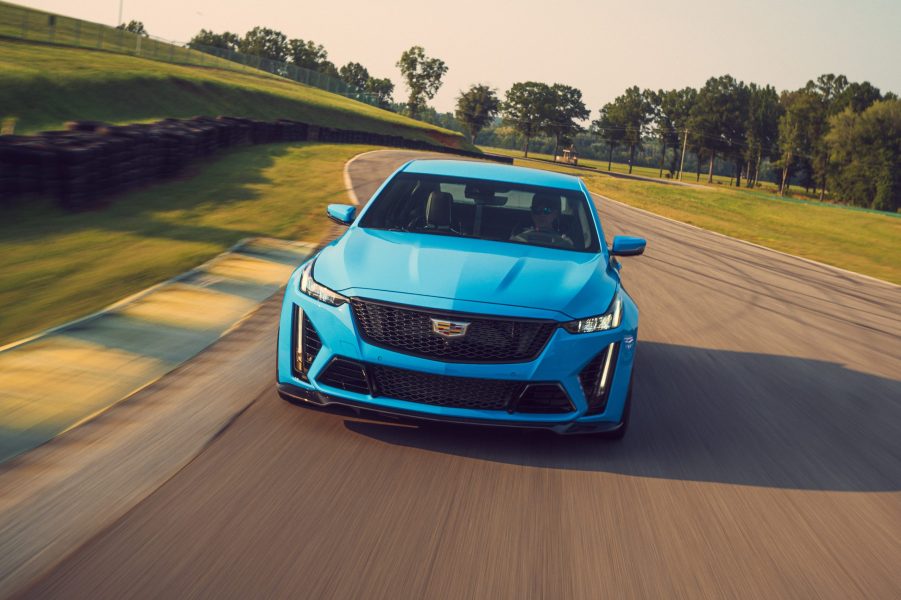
185 29 454 118
136 20 898 212
452 75 899 212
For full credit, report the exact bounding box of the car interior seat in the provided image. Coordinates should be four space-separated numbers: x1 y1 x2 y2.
425 191 453 230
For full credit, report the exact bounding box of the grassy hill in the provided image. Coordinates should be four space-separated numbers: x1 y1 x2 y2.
0 37 469 149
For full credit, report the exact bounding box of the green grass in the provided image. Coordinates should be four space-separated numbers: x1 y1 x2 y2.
0 37 468 149
506 158 901 284
0 0 266 75
0 142 371 345
481 146 824 200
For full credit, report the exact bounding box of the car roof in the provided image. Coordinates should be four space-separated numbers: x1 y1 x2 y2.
401 159 584 191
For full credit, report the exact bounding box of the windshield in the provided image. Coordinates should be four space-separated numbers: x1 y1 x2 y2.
359 173 601 252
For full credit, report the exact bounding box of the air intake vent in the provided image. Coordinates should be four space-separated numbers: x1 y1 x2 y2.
301 314 322 372
317 358 370 394
369 364 519 410
514 384 574 414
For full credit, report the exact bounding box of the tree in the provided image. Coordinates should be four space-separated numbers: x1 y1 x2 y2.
666 87 697 177
287 38 327 70
592 103 626 170
502 82 554 157
835 81 882 114
545 84 590 159
743 84 781 188
366 77 395 109
802 75 885 199
116 20 148 37
339 62 370 89
776 88 824 195
240 27 288 62
690 75 749 183
187 29 240 52
396 46 448 119
318 61 339 77
826 99 901 211
455 84 500 143
605 86 651 174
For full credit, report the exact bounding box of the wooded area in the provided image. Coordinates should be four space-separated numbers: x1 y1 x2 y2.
38 19 901 213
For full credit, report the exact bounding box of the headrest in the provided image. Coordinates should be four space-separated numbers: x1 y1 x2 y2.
426 191 453 227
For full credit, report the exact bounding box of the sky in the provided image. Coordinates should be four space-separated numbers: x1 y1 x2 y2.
16 0 901 116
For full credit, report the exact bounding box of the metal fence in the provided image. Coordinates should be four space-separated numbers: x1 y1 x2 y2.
0 1 377 105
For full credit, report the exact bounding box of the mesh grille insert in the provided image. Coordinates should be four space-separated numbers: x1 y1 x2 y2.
318 358 370 395
370 364 521 410
351 299 556 363
301 314 322 373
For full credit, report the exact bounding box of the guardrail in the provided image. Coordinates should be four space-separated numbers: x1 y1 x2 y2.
0 117 512 210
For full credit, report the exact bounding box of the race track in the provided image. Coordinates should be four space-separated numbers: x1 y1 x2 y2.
22 150 901 599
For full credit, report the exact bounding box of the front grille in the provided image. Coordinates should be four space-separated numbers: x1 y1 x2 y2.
370 364 518 410
351 298 556 363
579 343 619 415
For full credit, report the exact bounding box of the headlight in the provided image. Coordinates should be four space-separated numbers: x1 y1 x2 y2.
563 294 622 333
299 261 348 306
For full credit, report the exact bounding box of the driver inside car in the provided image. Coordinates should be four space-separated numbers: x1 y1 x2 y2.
510 192 574 248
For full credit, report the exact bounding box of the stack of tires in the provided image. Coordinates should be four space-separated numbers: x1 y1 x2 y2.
0 115 512 211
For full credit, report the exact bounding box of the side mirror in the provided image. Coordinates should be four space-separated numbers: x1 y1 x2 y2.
610 236 646 256
327 204 356 226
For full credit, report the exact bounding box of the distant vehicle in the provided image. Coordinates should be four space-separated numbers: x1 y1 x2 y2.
556 146 578 165
276 160 645 437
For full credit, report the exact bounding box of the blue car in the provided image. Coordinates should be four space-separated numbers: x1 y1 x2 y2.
276 159 646 438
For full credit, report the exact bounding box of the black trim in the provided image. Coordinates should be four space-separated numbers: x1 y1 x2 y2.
327 214 352 227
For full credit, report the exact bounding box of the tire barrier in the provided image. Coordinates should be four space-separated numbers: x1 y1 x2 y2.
0 117 512 210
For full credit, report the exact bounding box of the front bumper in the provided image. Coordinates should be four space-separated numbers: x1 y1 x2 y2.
276 270 638 435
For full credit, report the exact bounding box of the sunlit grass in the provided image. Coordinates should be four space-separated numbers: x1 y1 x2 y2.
0 38 467 149
510 158 901 285
0 143 371 345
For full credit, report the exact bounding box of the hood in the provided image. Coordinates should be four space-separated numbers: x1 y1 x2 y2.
314 229 616 319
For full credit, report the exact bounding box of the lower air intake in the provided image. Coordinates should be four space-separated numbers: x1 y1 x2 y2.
317 358 370 394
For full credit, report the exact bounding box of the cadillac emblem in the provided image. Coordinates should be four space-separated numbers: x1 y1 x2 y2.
430 318 470 338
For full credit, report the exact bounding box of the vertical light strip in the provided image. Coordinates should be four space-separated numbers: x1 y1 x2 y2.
596 342 616 398
294 306 304 373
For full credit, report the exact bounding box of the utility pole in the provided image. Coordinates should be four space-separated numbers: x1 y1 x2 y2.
678 128 689 181
118 0 123 26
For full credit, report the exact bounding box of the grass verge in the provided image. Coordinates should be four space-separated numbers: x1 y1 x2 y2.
0 38 468 149
482 146 833 202
512 158 901 285
0 142 370 345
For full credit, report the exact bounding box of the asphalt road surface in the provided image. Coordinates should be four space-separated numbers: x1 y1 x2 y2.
22 150 901 599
